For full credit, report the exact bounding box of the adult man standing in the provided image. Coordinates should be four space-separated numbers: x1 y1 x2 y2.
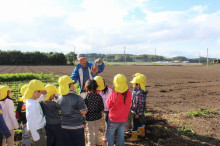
71 54 105 93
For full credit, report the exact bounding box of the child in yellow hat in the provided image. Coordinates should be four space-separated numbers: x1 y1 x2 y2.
84 79 104 146
0 85 19 146
94 76 113 142
15 84 31 146
40 84 62 146
24 79 47 145
128 74 148 142
106 74 132 146
57 75 88 146
0 90 11 145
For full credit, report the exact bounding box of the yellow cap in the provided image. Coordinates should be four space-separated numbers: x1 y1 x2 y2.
44 84 59 101
94 76 105 90
113 74 128 93
20 84 29 101
23 80 45 101
130 74 146 90
134 73 141 77
20 85 29 96
58 75 75 95
0 85 11 100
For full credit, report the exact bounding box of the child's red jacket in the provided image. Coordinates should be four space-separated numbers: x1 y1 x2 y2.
106 90 132 122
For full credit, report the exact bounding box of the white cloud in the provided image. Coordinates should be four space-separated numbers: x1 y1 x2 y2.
189 5 208 13
216 39 220 45
0 0 66 23
0 0 220 58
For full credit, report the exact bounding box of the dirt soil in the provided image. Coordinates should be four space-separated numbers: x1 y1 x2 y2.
1 65 220 145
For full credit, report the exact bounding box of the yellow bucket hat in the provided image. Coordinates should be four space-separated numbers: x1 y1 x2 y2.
23 80 45 101
130 74 146 90
58 75 75 95
113 74 128 93
94 76 105 91
0 85 11 100
20 84 29 101
44 84 59 101
133 73 141 77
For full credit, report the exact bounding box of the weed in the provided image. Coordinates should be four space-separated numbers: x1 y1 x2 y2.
178 126 195 136
186 109 219 117
204 130 211 136
164 127 168 131
145 112 153 117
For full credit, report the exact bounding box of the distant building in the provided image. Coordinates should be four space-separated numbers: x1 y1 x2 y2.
213 60 220 63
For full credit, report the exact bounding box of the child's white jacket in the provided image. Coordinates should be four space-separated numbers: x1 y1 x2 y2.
0 98 19 130
26 97 46 141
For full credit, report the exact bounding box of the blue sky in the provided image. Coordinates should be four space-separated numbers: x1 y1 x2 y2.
0 0 220 58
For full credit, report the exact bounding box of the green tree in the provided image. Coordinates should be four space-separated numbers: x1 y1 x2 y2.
66 52 77 65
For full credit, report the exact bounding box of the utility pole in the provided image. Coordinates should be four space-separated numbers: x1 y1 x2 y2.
133 49 136 63
106 53 108 62
207 48 209 67
74 45 76 65
124 46 126 65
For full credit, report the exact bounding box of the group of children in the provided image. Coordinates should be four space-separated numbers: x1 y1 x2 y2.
0 72 148 146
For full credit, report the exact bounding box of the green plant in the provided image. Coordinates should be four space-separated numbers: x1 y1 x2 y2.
204 130 211 136
145 112 152 117
186 109 219 117
178 126 194 136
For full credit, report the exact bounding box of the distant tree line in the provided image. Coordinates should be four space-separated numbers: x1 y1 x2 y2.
0 50 76 65
0 50 218 65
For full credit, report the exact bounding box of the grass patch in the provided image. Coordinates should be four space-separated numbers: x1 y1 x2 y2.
0 73 59 82
186 109 219 117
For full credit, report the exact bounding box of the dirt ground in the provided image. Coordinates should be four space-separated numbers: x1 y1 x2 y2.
1 65 220 145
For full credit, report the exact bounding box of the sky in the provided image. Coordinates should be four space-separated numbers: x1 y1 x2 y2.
0 0 220 58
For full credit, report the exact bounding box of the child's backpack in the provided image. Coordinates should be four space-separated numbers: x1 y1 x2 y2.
16 101 27 124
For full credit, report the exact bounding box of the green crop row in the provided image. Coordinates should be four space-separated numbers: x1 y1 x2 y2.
0 73 59 82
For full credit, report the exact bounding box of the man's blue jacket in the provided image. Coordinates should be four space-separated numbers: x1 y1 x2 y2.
71 62 105 90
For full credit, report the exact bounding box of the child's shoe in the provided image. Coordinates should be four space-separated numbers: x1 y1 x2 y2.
137 126 145 137
127 131 139 142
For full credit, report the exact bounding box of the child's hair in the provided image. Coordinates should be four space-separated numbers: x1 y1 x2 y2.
101 79 108 95
122 91 128 104
85 79 98 92
112 84 128 104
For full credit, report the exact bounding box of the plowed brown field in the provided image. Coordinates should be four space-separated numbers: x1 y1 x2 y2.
1 65 220 145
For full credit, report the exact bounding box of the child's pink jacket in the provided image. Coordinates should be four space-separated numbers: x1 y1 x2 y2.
106 90 132 122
